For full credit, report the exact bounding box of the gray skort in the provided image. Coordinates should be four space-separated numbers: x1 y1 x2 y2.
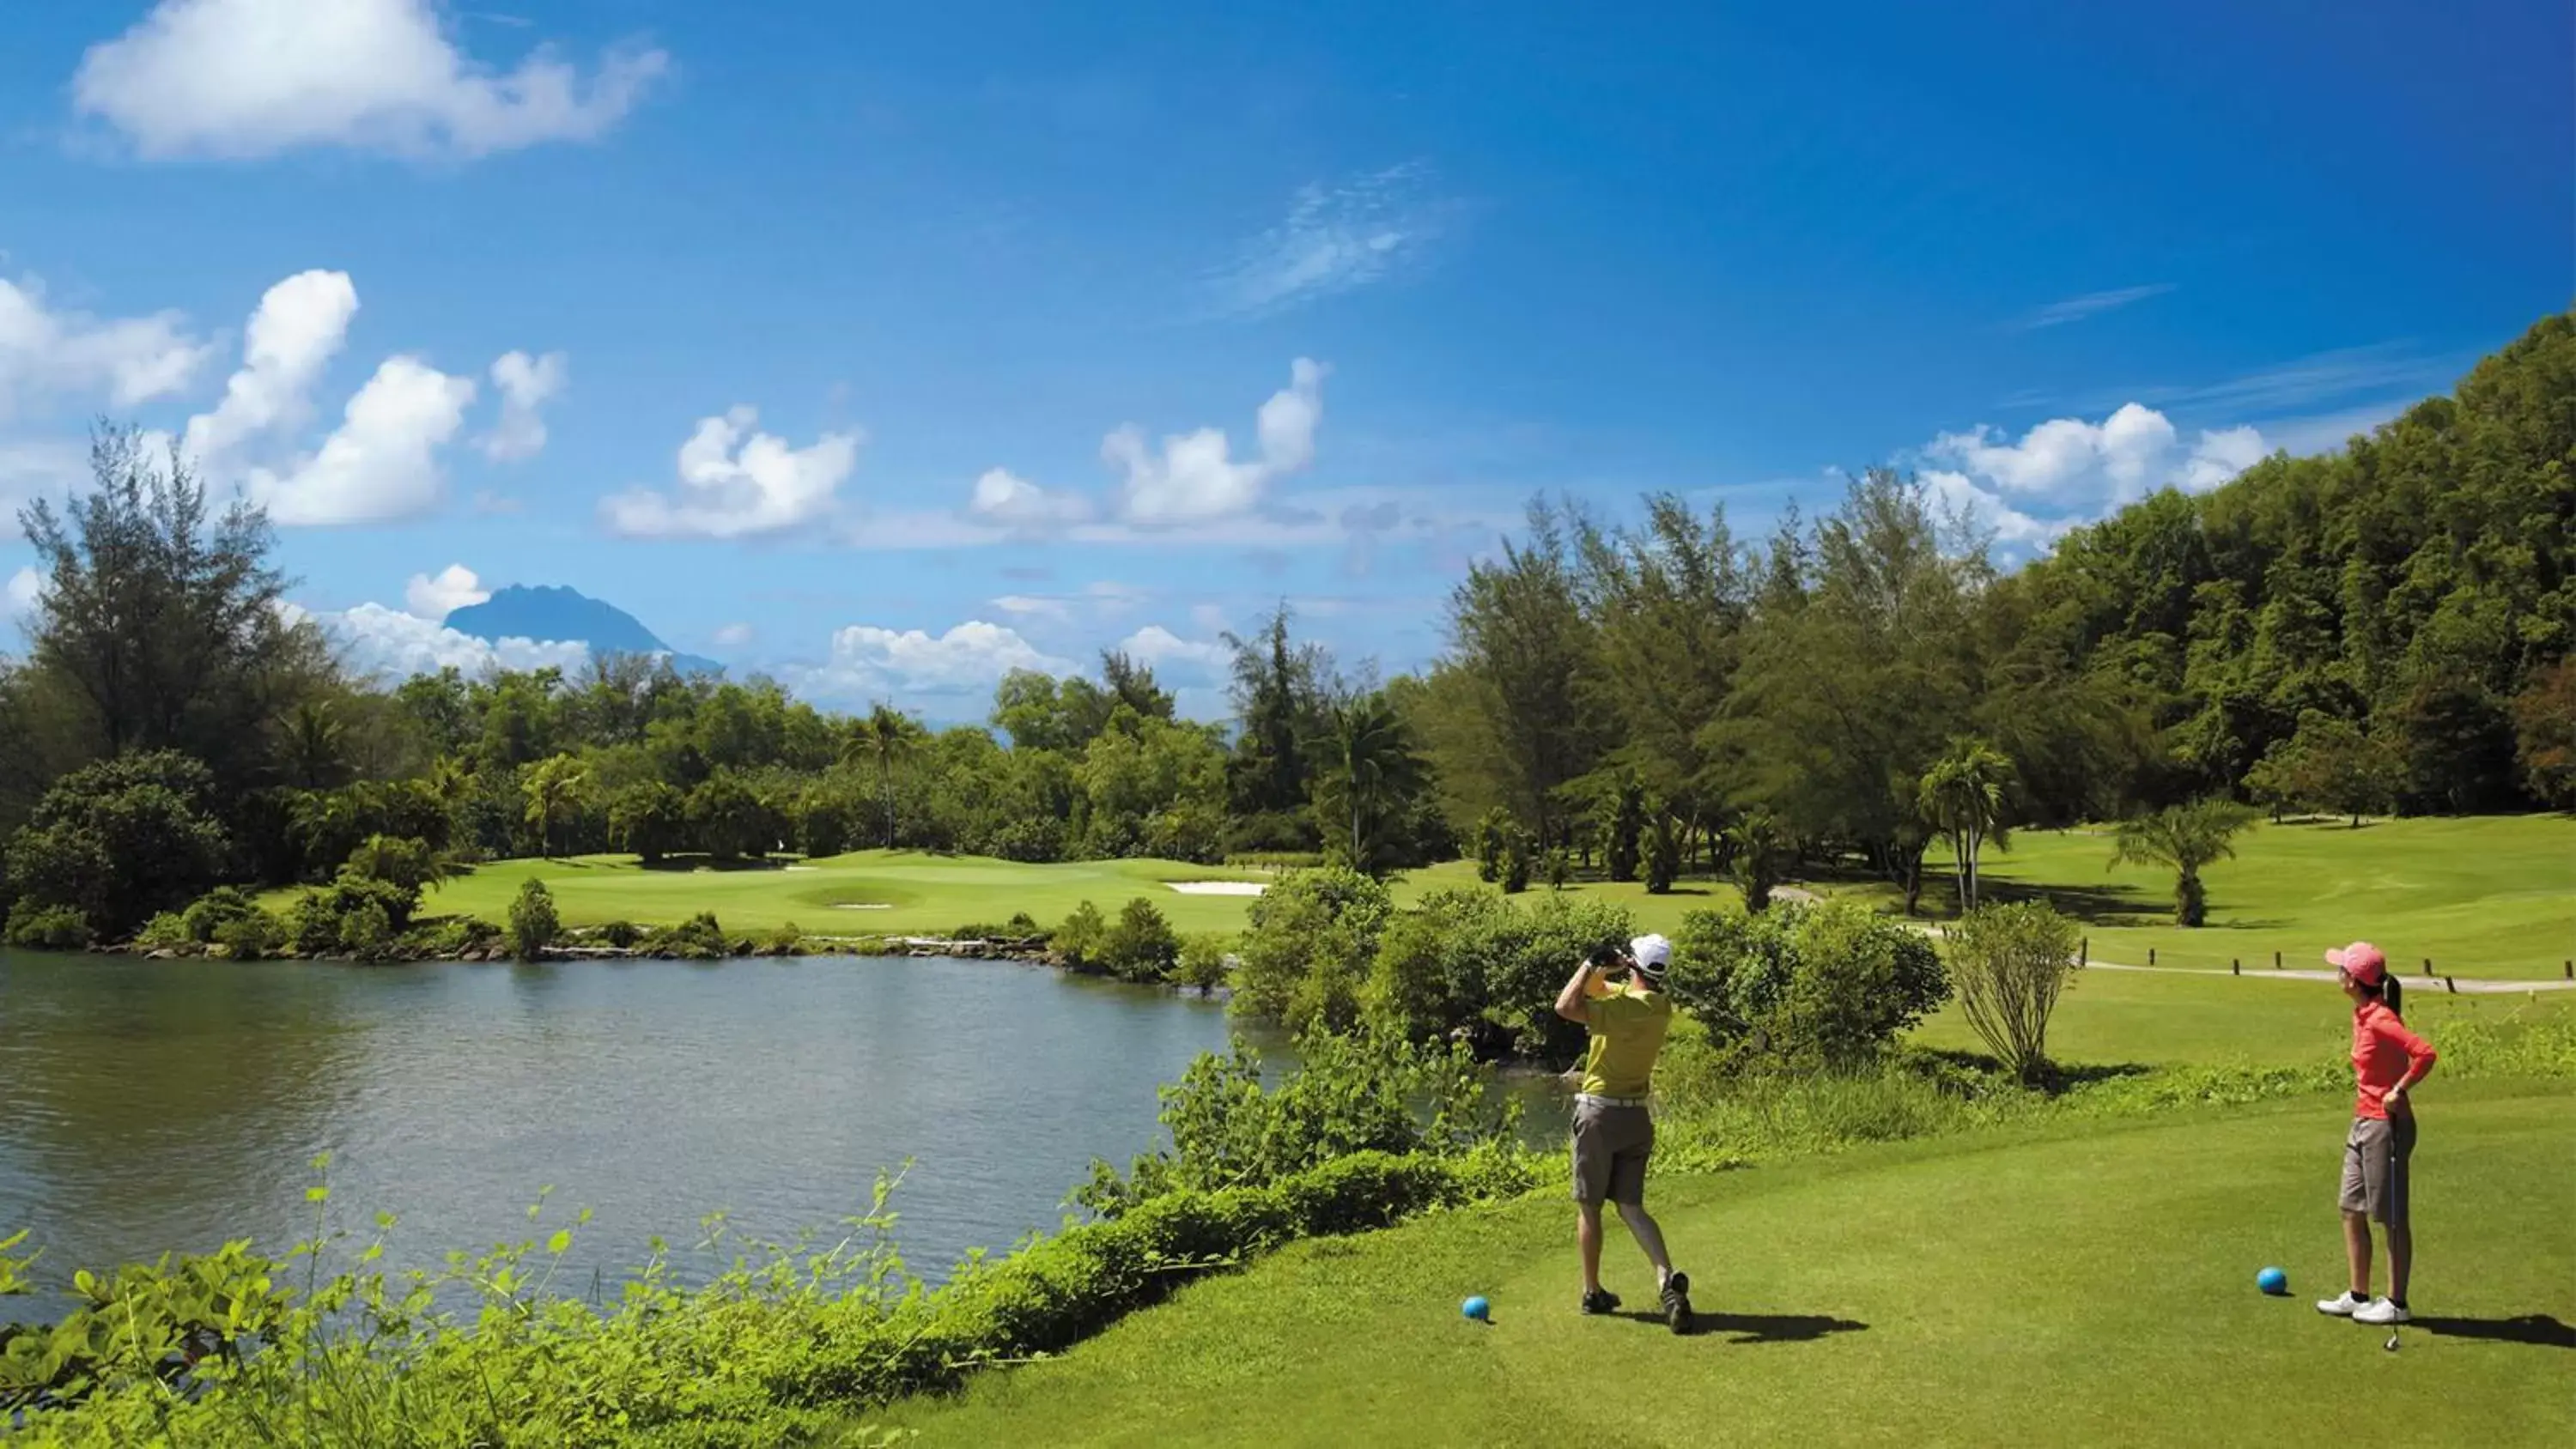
1571 1098 1655 1205
2339 1113 2415 1227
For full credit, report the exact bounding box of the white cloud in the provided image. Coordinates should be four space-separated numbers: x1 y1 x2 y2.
73 0 669 161
6 565 45 616
991 594 1070 621
602 406 861 540
798 620 1074 702
1107 358 1326 526
481 349 564 461
1208 162 1452 318
2013 284 2174 330
1920 470 2070 549
184 270 360 466
245 355 477 525
290 599 587 682
0 277 210 415
404 562 489 620
711 621 755 647
1116 624 1230 676
1188 602 1228 635
1925 403 2268 511
966 466 1091 534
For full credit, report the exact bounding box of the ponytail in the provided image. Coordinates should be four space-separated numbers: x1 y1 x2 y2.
2382 976 2404 1019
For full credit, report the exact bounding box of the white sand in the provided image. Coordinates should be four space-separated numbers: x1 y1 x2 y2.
1166 882 1267 896
784 865 819 872
832 902 894 911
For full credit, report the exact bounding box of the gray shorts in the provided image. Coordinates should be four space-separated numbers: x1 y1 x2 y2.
2339 1114 2415 1226
1571 1098 1655 1205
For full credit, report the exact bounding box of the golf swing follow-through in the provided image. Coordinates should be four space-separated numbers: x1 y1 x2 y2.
1553 934 1695 1335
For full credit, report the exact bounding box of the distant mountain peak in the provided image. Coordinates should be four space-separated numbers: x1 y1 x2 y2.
442 585 722 676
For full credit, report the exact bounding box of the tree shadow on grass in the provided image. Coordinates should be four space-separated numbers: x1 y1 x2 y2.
1614 1308 1870 1343
2410 1314 2575 1349
1905 1046 2155 1095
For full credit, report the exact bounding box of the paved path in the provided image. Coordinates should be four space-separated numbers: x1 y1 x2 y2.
2079 960 2576 994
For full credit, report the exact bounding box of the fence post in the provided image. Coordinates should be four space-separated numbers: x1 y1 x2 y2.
2148 947 2156 966
2080 937 2088 967
2422 958 2433 977
2565 960 2573 980
2232 959 2240 976
2445 976 2457 995
2274 950 2281 969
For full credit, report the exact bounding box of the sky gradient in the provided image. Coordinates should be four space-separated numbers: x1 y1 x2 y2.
2 0 2567 719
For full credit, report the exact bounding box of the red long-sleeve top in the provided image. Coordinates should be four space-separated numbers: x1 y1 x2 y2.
2351 1000 2437 1120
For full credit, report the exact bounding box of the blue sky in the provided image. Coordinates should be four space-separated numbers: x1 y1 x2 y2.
1 0 2566 720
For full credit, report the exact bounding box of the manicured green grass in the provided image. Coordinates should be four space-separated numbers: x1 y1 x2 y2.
878 1082 2576 1447
392 851 1275 937
1821 815 2576 980
1909 965 2576 1068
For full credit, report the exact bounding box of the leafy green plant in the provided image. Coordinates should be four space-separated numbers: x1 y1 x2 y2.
179 886 263 944
1099 898 1182 983
595 919 641 949
1667 900 1948 1070
1172 933 1233 994
210 910 288 961
506 879 560 961
6 904 94 952
1052 900 1109 973
1947 901 2084 1082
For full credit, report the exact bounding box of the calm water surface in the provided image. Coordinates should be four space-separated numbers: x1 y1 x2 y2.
0 949 1272 1303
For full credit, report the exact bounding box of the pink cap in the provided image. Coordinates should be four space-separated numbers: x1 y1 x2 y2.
2326 941 2386 985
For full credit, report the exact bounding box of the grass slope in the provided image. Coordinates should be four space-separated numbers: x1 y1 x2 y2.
1838 815 2576 980
879 1082 2575 1447
403 851 1273 937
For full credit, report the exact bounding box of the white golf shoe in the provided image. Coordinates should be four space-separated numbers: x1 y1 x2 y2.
2353 1298 2411 1325
2315 1290 2368 1317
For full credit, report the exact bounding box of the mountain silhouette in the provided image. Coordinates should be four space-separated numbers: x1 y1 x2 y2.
441 585 723 676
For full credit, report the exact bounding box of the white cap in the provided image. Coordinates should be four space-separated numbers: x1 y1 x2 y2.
1630 934 1672 976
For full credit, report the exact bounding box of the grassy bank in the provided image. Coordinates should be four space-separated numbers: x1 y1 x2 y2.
881 1081 2576 1447
302 852 1274 938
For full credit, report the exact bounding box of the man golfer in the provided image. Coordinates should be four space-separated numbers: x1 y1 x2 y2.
1554 934 1695 1333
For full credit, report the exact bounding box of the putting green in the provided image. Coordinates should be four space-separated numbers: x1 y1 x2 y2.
877 1082 2574 1446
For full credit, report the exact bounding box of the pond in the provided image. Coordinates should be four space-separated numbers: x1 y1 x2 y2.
0 949 1281 1309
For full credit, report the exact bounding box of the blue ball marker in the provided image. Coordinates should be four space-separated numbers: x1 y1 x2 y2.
1461 1294 1491 1321
2257 1267 2288 1296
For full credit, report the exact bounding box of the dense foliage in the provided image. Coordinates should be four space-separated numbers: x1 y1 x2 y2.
1399 311 2573 911
1664 900 1949 1070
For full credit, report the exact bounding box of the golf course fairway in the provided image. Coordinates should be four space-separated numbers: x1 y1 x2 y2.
877 1082 2573 1446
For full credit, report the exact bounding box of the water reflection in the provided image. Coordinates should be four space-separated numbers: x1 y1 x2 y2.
0 950 1255 1306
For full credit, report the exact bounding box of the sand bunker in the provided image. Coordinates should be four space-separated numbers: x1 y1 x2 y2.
832 902 894 911
1165 882 1267 896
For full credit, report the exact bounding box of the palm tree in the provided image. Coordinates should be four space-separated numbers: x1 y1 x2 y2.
1917 737 2014 912
1725 809 1794 912
277 700 349 791
1316 692 1427 875
841 704 922 848
521 754 589 860
2109 797 2258 926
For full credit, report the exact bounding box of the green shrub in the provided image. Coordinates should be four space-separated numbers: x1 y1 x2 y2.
647 911 729 959
1667 899 1948 1069
1052 900 1109 973
1099 898 1181 983
1498 831 1533 894
1643 811 1680 894
5 903 94 951
134 912 191 950
1364 888 1631 1058
1172 933 1233 994
412 916 499 957
1230 866 1392 1033
179 886 263 943
595 919 641 949
288 875 418 958
1946 900 2085 1083
342 834 451 899
507 879 560 961
762 923 805 955
1075 1029 1525 1216
211 910 289 961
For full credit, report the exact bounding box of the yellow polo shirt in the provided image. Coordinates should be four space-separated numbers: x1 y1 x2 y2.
1578 983 1672 1098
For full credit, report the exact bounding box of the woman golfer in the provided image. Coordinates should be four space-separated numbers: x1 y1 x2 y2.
2314 942 2436 1326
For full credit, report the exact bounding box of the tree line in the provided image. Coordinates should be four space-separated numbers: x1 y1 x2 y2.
1 311 2567 948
